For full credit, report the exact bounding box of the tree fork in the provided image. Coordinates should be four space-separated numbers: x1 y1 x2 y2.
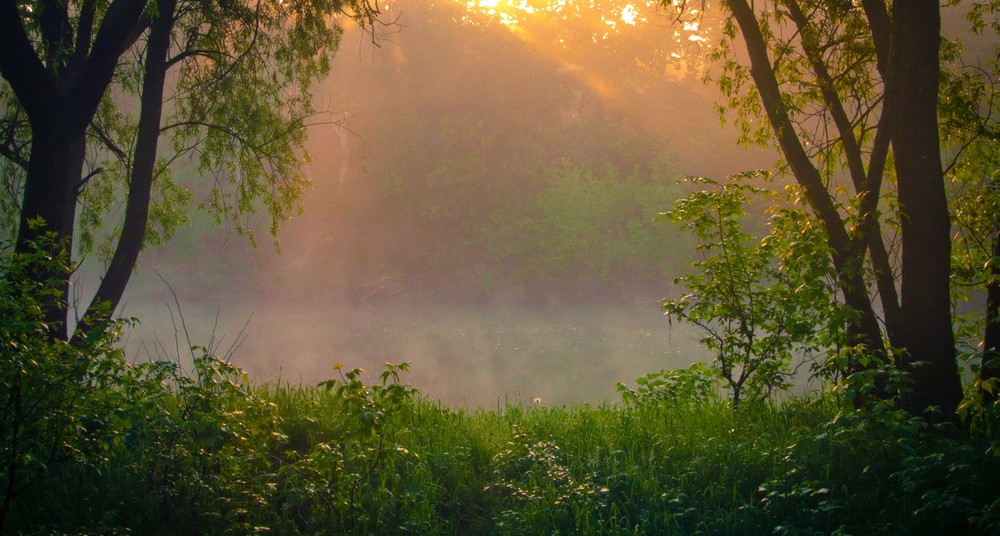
1 0 150 339
725 0 887 367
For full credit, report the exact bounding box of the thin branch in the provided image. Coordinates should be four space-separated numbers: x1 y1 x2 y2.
88 121 131 163
72 166 103 194
155 269 194 356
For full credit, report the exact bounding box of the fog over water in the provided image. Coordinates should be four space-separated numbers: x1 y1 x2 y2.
115 0 777 407
120 290 706 406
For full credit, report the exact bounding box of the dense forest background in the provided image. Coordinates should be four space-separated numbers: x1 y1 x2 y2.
110 0 779 404
135 0 775 305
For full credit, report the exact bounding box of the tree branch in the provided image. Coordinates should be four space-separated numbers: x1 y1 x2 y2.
73 0 151 122
860 0 891 77
73 0 99 68
88 121 131 164
0 114 30 170
0 0 57 118
39 0 74 72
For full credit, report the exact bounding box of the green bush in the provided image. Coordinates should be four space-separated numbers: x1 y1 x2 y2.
617 362 720 407
0 233 135 530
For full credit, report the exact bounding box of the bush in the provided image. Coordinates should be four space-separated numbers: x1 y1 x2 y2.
617 362 720 407
1 235 283 533
0 234 135 530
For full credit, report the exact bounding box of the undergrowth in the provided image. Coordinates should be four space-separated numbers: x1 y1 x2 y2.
3 355 999 535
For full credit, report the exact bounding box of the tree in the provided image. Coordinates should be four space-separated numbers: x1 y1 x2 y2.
887 0 959 418
0 0 380 340
666 0 999 417
662 175 841 408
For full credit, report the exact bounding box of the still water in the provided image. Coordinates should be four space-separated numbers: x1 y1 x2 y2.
119 288 706 408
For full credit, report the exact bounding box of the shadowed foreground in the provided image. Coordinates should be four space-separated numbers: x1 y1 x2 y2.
5 356 999 535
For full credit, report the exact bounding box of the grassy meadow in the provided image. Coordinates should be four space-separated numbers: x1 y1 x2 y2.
4 354 999 535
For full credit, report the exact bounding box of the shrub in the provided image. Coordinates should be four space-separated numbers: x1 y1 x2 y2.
0 233 134 530
662 174 842 407
617 362 720 407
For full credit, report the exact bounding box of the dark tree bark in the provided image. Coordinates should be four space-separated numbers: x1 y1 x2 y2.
12 111 88 337
0 0 150 338
981 229 1000 406
725 0 887 365
78 0 177 335
859 0 891 75
887 0 962 417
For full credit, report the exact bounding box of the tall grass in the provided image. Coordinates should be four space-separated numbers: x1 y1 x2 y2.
5 357 999 535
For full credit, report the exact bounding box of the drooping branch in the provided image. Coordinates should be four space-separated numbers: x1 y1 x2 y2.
943 63 999 175
167 0 264 96
87 121 131 165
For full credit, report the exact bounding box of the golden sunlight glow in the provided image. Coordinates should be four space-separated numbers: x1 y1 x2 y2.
459 0 713 86
464 0 653 34
682 20 705 42
465 0 534 27
620 4 639 25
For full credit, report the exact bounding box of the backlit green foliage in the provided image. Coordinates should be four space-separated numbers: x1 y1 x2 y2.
661 174 843 407
617 362 720 407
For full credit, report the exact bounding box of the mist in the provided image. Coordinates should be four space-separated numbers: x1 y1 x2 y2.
116 0 775 407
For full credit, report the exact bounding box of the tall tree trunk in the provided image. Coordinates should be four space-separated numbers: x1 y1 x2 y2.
14 112 89 339
888 1 962 417
79 0 177 335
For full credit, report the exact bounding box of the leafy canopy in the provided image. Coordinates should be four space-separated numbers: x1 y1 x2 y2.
1 0 378 250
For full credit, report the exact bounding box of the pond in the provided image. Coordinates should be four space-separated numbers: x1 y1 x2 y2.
119 288 707 407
